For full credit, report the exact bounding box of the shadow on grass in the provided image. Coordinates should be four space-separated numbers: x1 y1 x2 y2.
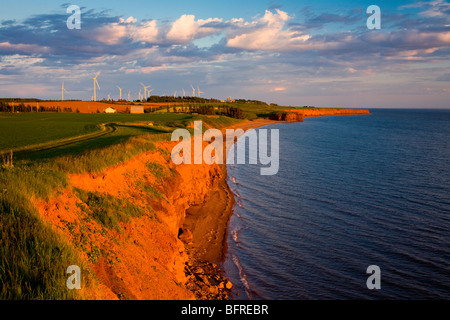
14 124 170 162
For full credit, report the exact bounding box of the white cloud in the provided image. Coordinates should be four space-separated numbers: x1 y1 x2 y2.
89 18 159 45
130 20 159 43
166 15 223 43
0 54 44 66
90 23 128 45
119 16 137 24
270 87 287 92
226 9 310 51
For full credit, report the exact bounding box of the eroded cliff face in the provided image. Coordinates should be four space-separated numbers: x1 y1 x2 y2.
269 108 370 122
288 108 370 117
33 141 225 300
269 112 304 122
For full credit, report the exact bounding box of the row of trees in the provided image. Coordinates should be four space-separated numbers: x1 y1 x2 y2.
0 102 76 113
0 101 245 119
145 95 221 104
164 104 244 119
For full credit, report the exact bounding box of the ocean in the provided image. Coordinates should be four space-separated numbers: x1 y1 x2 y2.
224 109 450 300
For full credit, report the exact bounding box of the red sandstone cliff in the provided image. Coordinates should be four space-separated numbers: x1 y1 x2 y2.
269 108 370 122
33 140 228 300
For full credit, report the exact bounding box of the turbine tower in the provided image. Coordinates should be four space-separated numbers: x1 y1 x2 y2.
117 86 122 101
92 72 100 101
61 82 66 101
197 86 204 97
127 92 131 101
182 89 186 98
140 83 151 101
191 85 196 97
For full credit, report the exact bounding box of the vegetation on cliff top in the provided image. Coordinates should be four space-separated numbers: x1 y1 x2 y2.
0 112 242 299
0 101 366 299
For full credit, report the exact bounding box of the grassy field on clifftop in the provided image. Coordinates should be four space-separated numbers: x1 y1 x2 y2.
0 111 242 299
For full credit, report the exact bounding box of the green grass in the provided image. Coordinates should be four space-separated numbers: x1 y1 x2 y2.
153 102 318 120
0 192 87 299
146 162 167 181
74 188 144 231
0 110 248 299
0 113 195 153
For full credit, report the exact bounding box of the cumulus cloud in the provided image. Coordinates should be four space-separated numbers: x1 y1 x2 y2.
90 23 129 44
86 14 224 46
226 9 310 51
119 16 137 24
130 20 159 43
166 15 224 43
1 5 450 106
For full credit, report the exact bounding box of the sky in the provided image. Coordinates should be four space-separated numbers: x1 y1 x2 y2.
0 0 449 108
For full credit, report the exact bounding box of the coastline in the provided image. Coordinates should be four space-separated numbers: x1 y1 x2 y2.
29 111 369 300
180 111 370 299
179 119 280 299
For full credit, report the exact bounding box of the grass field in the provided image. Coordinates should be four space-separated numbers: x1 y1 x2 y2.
0 102 315 299
153 102 312 119
0 113 196 152
0 101 364 299
0 109 245 299
0 102 310 154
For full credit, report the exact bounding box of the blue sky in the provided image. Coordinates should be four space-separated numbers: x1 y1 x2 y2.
1 0 449 108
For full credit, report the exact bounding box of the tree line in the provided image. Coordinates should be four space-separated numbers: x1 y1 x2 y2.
145 95 220 104
0 101 80 112
164 104 244 119
0 101 77 113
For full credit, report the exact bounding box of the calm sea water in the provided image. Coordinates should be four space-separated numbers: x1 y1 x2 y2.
224 109 450 300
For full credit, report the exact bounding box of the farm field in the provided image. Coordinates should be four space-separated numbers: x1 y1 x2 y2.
0 113 194 153
10 101 183 114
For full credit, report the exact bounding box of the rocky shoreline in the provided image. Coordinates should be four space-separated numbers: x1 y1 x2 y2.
31 114 369 300
184 255 233 300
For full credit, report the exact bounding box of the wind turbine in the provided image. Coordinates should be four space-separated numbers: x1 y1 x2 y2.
182 89 186 98
92 72 100 101
107 93 111 101
173 91 177 98
197 86 204 97
61 82 67 101
140 83 151 101
138 89 142 101
127 91 131 101
191 85 196 97
117 86 122 101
